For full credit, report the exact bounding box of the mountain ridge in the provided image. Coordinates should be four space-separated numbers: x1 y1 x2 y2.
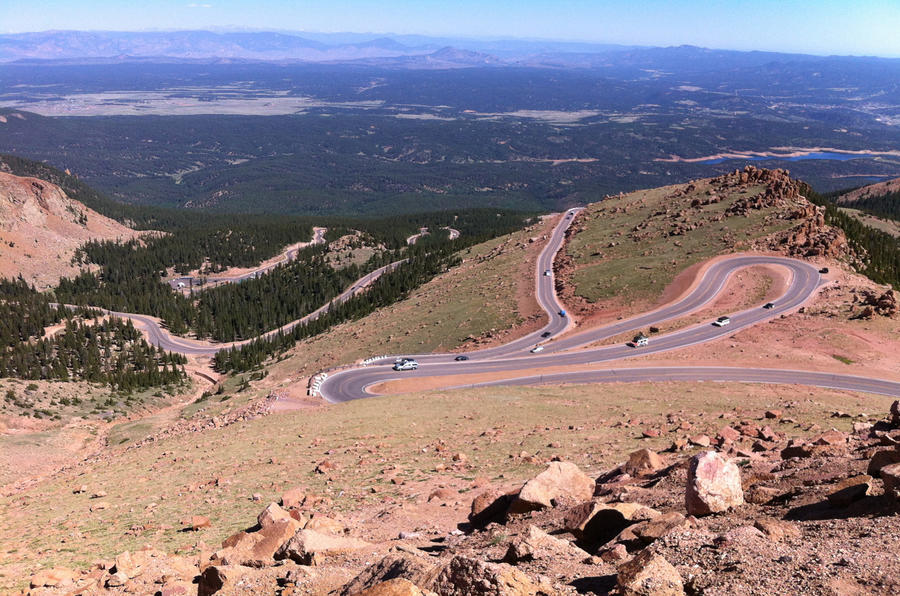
0 170 139 288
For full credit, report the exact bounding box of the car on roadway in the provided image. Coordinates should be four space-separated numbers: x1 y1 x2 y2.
712 316 731 327
541 331 552 338
559 310 567 317
454 355 469 361
393 359 419 371
544 269 552 276
763 302 775 309
632 334 649 347
530 346 545 353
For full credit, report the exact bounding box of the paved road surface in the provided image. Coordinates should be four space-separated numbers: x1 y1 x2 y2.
319 210 900 402
58 209 900 401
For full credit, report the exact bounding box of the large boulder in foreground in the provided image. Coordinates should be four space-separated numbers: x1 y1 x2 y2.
431 555 558 595
623 448 666 477
352 578 438 596
198 565 253 596
469 488 515 527
616 550 685 596
341 549 440 596
503 525 587 563
867 449 900 477
29 567 75 588
257 502 293 528
563 500 659 545
685 451 744 515
509 462 595 514
276 529 371 566
216 518 303 567
882 462 900 501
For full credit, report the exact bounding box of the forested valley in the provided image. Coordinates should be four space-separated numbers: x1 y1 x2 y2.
1 154 535 401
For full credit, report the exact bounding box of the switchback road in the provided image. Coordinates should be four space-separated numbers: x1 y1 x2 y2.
319 210 900 402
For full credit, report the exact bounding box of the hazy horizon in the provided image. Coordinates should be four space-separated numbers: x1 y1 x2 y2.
3 0 900 59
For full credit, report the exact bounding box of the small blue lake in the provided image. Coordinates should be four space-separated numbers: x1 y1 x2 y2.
698 151 894 165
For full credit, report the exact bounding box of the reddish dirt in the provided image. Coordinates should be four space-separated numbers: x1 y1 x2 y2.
0 171 140 289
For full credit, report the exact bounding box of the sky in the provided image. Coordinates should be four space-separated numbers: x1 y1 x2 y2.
3 0 900 57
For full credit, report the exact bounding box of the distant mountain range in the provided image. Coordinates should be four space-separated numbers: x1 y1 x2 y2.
0 30 644 67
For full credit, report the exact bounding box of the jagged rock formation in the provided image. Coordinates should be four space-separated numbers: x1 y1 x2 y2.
0 171 138 288
712 166 848 258
853 288 898 318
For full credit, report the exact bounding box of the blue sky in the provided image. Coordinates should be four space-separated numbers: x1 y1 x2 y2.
4 0 900 57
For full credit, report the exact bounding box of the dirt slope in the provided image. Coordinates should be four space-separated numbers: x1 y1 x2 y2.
0 171 139 288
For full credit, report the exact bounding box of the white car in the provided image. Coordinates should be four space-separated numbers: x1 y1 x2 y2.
530 346 544 353
713 316 731 327
633 335 649 347
544 269 552 276
392 359 419 371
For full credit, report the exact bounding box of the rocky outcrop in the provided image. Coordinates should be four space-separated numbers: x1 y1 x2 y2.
21 403 900 596
855 288 898 318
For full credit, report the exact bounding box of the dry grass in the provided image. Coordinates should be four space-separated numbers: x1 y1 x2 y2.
0 380 891 591
565 181 794 306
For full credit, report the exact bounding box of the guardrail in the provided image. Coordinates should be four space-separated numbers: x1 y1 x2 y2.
308 373 328 397
360 355 393 366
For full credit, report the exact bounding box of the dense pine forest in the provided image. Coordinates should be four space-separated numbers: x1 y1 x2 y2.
213 242 464 372
3 153 534 383
192 248 395 340
808 187 900 289
0 278 186 391
0 278 97 347
846 189 900 222
0 317 187 391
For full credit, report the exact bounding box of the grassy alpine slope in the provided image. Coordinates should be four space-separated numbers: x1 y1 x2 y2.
0 380 889 590
562 173 803 311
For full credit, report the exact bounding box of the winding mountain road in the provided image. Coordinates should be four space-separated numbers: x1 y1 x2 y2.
64 211 900 401
319 209 900 402
168 227 327 290
89 259 405 356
